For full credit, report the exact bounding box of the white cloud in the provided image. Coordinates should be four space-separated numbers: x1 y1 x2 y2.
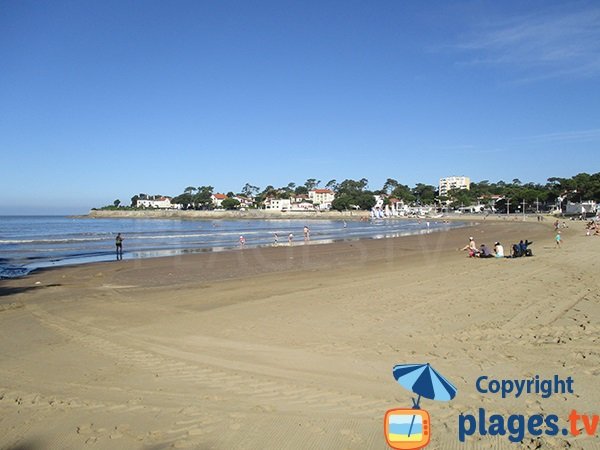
454 5 600 80
514 128 600 143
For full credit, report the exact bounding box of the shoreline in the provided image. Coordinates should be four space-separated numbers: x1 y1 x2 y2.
0 218 475 280
2 220 546 290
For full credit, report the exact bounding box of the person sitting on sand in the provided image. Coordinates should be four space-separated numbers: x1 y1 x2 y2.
461 237 479 257
519 239 533 256
479 244 493 258
462 236 479 258
494 242 504 258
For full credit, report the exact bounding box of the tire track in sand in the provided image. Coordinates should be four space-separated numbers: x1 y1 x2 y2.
27 305 390 420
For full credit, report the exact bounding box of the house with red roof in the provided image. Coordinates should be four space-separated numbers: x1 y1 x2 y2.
211 193 228 208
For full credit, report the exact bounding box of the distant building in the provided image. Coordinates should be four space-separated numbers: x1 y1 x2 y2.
263 197 292 211
566 201 597 216
388 198 408 215
290 194 309 204
233 195 254 209
308 189 335 210
136 195 177 209
211 193 227 208
439 176 470 197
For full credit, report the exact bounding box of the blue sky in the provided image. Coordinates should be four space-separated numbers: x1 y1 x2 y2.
1 0 599 214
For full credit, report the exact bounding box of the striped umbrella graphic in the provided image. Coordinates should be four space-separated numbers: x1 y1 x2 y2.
392 363 457 437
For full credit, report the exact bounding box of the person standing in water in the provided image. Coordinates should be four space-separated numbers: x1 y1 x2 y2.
115 233 124 260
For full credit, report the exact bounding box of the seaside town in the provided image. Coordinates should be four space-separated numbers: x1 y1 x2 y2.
101 173 600 219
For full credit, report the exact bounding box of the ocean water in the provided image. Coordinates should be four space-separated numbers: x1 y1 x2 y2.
0 216 468 278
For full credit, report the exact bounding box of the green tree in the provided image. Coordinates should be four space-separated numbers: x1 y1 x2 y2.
304 178 320 191
391 184 415 203
294 185 309 195
194 186 214 209
221 198 240 210
241 183 260 198
412 183 436 205
382 178 399 194
331 193 353 211
184 186 197 196
113 199 121 207
130 195 139 207
447 188 474 208
331 178 374 210
325 179 338 191
171 192 193 209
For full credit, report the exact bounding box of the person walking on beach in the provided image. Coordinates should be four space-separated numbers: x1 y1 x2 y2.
555 231 562 248
303 226 310 241
115 233 123 260
288 233 294 246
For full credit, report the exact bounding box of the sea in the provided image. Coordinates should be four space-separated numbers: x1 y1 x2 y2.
0 215 469 279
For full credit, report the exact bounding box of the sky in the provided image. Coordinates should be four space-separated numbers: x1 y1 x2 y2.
1 0 599 214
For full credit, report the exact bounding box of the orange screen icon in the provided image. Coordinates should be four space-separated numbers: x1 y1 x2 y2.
384 408 430 450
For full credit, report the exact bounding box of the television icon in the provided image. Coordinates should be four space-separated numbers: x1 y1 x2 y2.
384 408 431 450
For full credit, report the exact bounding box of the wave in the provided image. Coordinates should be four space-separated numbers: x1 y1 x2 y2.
0 237 106 245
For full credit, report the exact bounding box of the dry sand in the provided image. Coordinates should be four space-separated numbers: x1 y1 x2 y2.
1 219 598 449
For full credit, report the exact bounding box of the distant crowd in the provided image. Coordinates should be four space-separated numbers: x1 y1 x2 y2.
461 236 533 259
585 220 600 236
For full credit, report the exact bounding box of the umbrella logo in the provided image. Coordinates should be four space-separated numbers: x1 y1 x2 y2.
384 363 457 450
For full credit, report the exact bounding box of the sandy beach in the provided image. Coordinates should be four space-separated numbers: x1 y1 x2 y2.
1 219 598 449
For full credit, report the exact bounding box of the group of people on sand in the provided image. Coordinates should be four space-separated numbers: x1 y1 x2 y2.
461 237 505 258
462 236 534 258
585 220 600 236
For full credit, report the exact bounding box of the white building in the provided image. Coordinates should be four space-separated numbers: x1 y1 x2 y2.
566 201 597 215
211 193 227 208
308 189 335 210
264 197 292 211
233 196 254 209
136 196 177 209
439 176 470 197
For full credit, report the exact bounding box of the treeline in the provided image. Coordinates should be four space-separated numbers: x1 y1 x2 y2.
447 173 600 210
131 172 600 211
